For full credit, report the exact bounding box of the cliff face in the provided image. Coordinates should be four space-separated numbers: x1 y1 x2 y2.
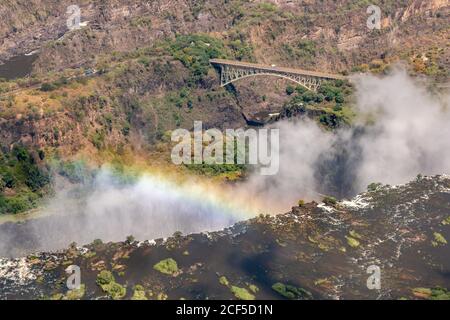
0 175 449 299
0 1 448 216
0 1 447 154
0 0 448 74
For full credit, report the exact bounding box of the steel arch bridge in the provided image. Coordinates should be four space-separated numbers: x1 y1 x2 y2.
210 59 346 92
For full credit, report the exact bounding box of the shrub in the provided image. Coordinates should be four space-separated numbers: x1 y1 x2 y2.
314 94 324 103
96 270 126 300
40 83 56 92
323 196 337 206
230 286 255 300
219 276 229 286
286 85 295 95
335 92 345 103
131 285 147 300
248 284 259 293
413 287 450 300
301 91 316 103
442 216 450 226
96 270 115 286
272 282 312 299
345 236 360 248
433 232 447 245
367 182 382 192
166 34 227 84
64 284 85 300
295 86 307 95
102 281 126 300
153 258 179 275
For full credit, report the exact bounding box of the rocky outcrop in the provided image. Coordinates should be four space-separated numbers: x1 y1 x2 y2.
1 1 448 75
0 175 449 299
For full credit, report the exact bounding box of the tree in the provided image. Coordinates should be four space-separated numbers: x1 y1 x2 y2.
40 82 56 92
335 93 344 103
285 85 295 95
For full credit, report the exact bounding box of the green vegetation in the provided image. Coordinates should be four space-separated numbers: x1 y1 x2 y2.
323 196 337 206
285 85 295 95
153 258 179 276
131 285 147 300
230 286 255 300
367 182 383 192
282 80 354 128
442 216 450 226
164 34 227 85
55 160 91 183
248 284 259 293
65 284 86 300
271 282 312 300
413 287 450 300
40 77 71 92
345 236 360 248
219 276 229 286
96 270 115 285
96 270 126 300
0 145 50 214
432 232 447 246
186 163 245 178
349 230 363 240
282 39 321 63
185 139 248 179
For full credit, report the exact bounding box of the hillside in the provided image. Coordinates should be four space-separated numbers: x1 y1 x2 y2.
1 1 448 76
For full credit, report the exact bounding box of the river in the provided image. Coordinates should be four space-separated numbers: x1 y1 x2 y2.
0 53 37 80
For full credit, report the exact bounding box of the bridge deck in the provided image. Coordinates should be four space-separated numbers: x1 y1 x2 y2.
210 58 346 80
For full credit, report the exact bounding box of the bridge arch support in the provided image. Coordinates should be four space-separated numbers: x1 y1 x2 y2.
210 59 346 92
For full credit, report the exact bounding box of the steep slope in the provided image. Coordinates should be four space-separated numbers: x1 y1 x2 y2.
1 0 448 77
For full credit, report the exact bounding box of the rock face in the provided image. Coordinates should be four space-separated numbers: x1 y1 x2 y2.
0 0 448 73
1 175 449 300
0 0 448 156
